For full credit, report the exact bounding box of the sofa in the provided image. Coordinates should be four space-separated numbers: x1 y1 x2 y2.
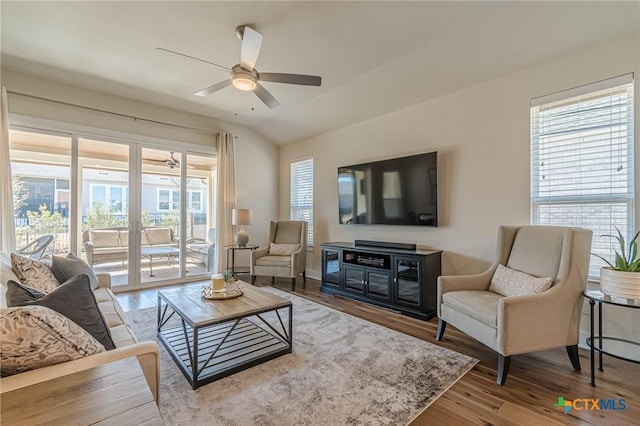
83 226 176 267
0 251 161 403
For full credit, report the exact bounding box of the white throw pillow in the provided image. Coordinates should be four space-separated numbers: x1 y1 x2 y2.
269 243 301 256
489 264 553 297
11 253 60 293
0 305 105 376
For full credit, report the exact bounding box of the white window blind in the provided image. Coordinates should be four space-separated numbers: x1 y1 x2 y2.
531 75 634 278
290 158 313 246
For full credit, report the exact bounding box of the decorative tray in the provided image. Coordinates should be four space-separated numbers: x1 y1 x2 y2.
201 284 244 300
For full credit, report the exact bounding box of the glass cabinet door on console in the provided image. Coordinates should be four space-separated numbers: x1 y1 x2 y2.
394 257 422 309
344 266 366 293
365 269 391 301
344 265 391 300
322 249 341 288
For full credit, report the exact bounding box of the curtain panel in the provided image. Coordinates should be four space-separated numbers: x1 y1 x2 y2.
1 86 16 252
214 132 236 273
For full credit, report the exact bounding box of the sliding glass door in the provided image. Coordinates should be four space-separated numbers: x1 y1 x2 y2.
78 137 132 287
9 127 215 291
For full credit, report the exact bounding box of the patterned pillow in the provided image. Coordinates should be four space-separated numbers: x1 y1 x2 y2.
269 243 301 256
11 253 60 293
0 305 105 376
489 264 553 297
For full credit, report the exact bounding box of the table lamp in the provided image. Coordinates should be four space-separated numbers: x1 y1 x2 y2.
232 208 252 247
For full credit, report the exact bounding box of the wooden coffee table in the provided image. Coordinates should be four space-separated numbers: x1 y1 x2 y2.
157 283 293 389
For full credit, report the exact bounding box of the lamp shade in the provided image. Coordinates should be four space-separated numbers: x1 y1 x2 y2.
232 209 253 226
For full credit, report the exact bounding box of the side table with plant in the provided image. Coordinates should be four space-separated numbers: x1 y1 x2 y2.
593 226 640 300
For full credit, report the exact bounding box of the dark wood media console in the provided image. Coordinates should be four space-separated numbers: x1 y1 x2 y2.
321 242 442 320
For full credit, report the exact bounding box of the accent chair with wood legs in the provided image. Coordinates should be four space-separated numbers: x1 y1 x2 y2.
436 225 592 385
250 220 308 291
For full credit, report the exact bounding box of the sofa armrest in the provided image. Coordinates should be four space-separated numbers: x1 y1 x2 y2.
83 241 94 266
96 273 111 289
0 341 161 403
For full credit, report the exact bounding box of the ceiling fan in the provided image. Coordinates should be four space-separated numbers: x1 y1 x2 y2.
143 152 184 169
157 24 322 109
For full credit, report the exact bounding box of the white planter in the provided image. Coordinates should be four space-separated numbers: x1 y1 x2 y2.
600 267 640 300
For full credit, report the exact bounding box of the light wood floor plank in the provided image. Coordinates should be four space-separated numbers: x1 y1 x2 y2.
121 275 640 425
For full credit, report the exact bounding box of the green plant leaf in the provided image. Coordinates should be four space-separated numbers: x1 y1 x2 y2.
628 230 640 263
592 253 616 269
614 226 626 263
630 241 638 266
629 259 640 272
614 252 627 270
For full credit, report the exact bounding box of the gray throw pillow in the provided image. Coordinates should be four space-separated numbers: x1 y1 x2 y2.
7 274 116 350
51 253 99 290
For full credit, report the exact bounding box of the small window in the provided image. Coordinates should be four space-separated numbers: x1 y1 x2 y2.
290 157 313 246
158 189 170 211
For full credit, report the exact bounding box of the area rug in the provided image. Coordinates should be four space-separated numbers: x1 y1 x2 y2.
126 287 477 425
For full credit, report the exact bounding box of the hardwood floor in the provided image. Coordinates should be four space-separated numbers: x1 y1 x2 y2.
117 276 639 425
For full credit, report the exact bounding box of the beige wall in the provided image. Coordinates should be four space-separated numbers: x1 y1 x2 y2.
1 69 278 265
280 33 639 277
279 34 640 352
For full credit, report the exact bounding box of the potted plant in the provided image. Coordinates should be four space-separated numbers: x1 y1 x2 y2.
222 269 237 284
593 226 640 299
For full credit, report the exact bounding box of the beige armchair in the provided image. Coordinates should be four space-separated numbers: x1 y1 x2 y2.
436 225 592 385
250 221 308 291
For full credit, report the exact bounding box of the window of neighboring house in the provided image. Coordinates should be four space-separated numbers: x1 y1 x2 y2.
158 189 171 211
290 157 314 247
190 191 202 212
157 189 202 212
530 74 634 279
90 184 128 214
172 191 181 211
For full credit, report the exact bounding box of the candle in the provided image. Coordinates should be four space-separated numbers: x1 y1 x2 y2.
211 275 225 291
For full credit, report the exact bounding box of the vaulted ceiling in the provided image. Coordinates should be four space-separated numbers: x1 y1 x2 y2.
2 1 638 145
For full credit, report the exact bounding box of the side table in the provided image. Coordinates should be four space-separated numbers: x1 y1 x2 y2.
224 244 259 276
583 290 640 386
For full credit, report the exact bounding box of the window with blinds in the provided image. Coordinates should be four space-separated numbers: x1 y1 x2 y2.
530 74 634 279
290 157 313 246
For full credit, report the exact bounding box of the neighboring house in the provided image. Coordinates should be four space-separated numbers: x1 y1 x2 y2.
13 163 210 225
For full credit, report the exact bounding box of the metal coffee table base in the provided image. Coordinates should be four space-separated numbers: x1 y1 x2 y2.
157 297 293 389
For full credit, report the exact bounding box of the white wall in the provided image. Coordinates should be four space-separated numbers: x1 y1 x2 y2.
1 69 278 267
279 34 640 353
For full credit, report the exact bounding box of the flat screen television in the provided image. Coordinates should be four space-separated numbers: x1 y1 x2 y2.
338 151 438 226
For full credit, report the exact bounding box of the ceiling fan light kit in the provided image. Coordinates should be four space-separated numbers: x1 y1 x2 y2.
231 66 258 91
159 24 321 109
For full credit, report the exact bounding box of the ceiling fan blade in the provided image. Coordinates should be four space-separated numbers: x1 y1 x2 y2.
239 26 263 71
259 73 321 86
156 47 230 72
254 83 280 109
194 79 232 97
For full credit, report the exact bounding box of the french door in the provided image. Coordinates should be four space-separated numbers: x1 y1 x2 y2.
9 127 215 291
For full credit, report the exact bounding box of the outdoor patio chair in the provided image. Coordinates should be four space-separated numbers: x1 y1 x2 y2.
16 234 54 260
186 228 215 272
